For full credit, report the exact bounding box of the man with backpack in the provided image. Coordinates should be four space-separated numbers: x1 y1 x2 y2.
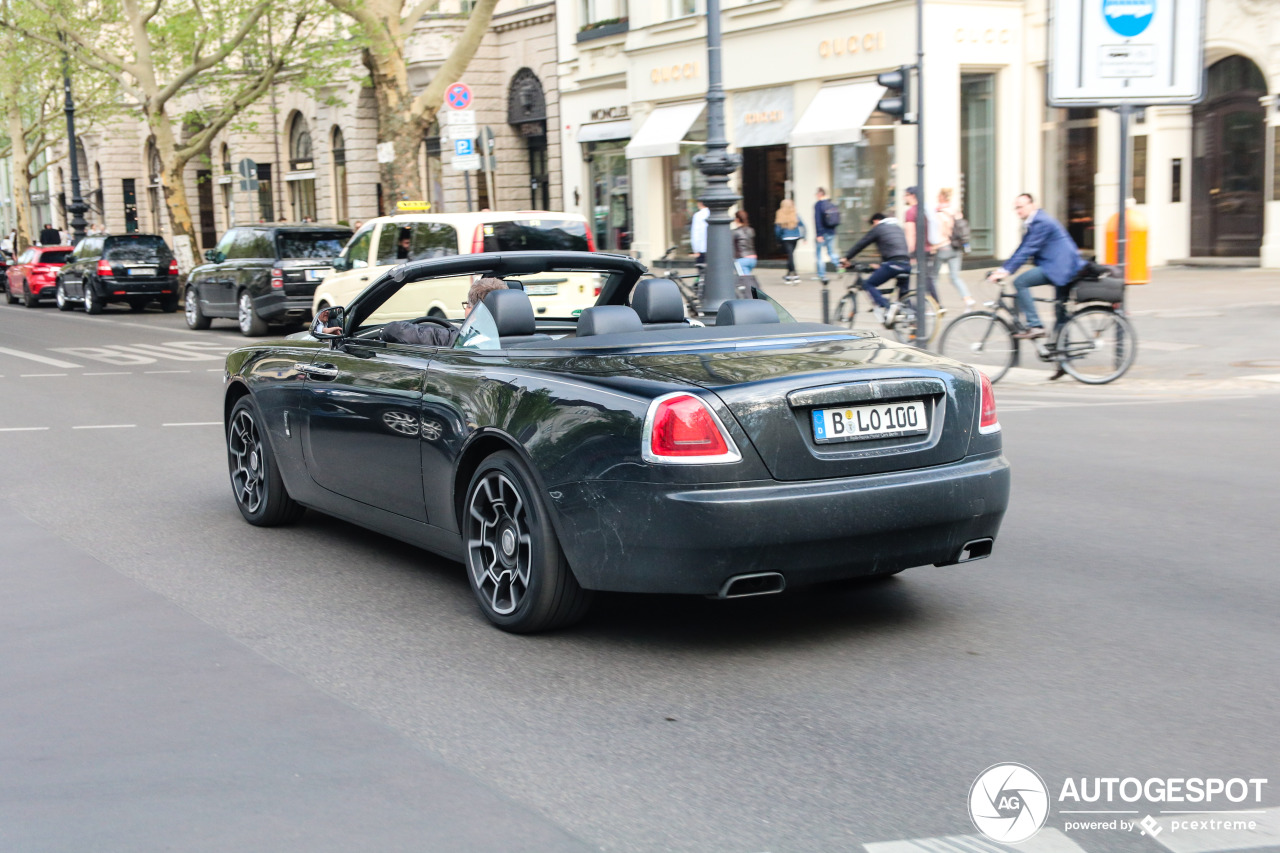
813 188 841 282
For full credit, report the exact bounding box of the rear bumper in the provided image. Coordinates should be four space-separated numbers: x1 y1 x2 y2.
548 452 1011 594
100 277 178 299
254 291 315 322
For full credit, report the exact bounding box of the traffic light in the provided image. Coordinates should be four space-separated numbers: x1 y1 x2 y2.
877 66 914 124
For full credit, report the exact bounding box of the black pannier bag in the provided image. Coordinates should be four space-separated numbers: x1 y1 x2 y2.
1073 260 1125 303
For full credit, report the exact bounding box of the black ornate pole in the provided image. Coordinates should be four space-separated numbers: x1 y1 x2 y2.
60 33 88 244
693 0 740 315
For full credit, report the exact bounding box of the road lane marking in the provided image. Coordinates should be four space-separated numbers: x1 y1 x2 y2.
162 422 221 427
0 347 82 368
144 369 191 374
865 829 1086 853
20 373 68 378
72 424 137 430
0 427 50 432
83 371 132 376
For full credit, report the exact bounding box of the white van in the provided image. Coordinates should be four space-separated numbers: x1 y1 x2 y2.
312 211 604 320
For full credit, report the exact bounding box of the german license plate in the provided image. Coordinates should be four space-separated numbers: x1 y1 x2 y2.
525 284 558 296
811 400 927 443
128 267 155 276
305 269 327 281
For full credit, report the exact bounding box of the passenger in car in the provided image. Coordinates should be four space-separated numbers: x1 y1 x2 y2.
377 277 508 347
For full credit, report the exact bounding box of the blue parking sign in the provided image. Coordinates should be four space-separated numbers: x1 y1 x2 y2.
454 138 474 156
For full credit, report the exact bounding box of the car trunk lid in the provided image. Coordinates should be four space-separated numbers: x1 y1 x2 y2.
632 338 978 481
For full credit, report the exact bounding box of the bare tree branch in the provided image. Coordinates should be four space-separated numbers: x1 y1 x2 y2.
401 0 439 30
408 0 497 121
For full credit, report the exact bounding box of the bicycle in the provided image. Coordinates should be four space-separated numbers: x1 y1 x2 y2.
653 246 705 317
937 267 1137 384
832 261 941 346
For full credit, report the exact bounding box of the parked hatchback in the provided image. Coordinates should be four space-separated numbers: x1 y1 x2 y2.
186 224 351 335
55 234 179 314
6 245 73 308
311 211 601 320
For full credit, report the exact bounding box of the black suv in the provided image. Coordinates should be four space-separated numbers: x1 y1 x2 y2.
55 234 179 314
185 224 352 336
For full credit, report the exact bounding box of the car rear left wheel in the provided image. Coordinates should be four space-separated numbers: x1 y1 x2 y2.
22 283 38 308
55 282 72 311
83 282 103 315
227 396 304 526
464 451 592 633
238 291 268 336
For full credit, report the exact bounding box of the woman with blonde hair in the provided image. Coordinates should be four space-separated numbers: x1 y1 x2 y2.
773 198 806 283
934 187 975 308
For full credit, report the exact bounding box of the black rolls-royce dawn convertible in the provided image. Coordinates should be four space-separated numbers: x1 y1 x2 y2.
222 250 1010 632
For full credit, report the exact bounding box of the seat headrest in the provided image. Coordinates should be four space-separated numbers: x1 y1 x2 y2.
715 299 780 326
484 288 536 336
576 305 643 337
631 278 685 324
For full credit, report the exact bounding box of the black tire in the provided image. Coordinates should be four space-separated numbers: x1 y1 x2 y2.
889 295 941 346
227 396 305 526
938 311 1018 383
237 290 268 336
4 281 16 304
1056 307 1137 385
185 285 211 329
22 283 38 308
83 280 104 314
55 281 72 311
834 292 857 328
463 450 592 633
159 294 179 313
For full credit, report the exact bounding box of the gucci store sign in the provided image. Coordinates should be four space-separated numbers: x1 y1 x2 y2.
732 86 794 148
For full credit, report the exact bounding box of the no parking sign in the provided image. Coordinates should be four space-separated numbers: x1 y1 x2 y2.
445 83 472 110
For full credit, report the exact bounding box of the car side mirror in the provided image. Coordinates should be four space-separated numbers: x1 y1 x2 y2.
203 249 217 262
332 255 352 272
311 305 345 340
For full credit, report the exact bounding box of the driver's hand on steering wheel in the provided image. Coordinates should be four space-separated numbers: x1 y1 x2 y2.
838 258 850 269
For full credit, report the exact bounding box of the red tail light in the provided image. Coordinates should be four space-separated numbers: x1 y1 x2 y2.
585 228 597 252
978 371 1000 434
168 259 179 275
472 225 485 254
643 393 741 463
271 268 284 289
97 259 113 276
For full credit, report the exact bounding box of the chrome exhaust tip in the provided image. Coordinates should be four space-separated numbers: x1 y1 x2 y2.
958 538 993 562
715 572 786 599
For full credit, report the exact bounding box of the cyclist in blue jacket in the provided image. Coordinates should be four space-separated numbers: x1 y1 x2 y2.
988 193 1085 339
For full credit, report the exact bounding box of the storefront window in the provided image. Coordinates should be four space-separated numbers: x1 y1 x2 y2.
830 114 895 251
665 114 706 255
961 73 997 257
587 140 631 251
288 113 317 221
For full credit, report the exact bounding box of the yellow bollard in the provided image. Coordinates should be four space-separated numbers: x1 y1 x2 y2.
1104 207 1149 284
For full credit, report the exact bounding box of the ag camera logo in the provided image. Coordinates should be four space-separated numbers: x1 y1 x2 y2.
969 763 1050 843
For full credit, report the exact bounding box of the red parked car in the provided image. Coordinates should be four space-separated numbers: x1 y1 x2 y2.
5 245 73 308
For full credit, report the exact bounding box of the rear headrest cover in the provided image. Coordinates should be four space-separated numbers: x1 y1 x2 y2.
576 305 643 337
715 299 780 326
631 278 685 324
484 288 536 336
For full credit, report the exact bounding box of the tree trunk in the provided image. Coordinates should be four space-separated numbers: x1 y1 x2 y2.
150 107 196 241
365 43 425 205
4 91 33 253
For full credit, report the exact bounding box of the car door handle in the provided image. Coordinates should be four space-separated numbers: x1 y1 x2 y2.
359 276 368 282
300 363 340 381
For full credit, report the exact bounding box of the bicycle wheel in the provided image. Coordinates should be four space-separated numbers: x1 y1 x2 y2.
834 292 857 328
938 311 1019 383
888 295 940 347
1056 307 1137 384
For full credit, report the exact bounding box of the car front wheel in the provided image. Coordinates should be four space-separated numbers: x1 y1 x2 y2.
463 450 592 633
227 396 304 526
238 291 268 336
3 280 16 305
185 285 211 329
83 281 103 314
55 281 72 311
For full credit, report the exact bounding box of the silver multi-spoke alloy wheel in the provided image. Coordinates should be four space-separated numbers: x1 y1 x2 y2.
186 292 198 325
238 292 254 334
466 472 532 616
55 284 66 309
228 408 266 514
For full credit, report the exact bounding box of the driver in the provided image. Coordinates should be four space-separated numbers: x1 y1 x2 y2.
376 277 507 346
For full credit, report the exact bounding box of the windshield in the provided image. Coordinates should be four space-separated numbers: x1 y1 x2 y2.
454 302 501 351
480 219 589 252
277 231 351 260
36 250 72 263
104 236 171 262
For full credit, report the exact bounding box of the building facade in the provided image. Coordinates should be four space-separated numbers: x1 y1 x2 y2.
556 0 1280 270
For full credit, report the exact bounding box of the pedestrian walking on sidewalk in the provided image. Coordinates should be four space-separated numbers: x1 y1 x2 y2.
774 199 805 284
690 201 709 264
932 188 975 308
732 210 757 275
814 188 841 281
903 186 940 301
39 223 61 246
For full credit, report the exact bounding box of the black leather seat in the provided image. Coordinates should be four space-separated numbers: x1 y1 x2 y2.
715 299 779 326
484 288 550 347
630 278 689 330
575 305 643 337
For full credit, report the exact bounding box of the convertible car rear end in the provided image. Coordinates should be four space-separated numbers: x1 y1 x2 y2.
222 251 1009 632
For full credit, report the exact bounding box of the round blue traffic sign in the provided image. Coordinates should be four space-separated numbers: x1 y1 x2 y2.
446 83 472 110
1103 0 1154 38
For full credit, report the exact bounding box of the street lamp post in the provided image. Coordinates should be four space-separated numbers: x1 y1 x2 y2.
60 35 88 245
693 0 741 316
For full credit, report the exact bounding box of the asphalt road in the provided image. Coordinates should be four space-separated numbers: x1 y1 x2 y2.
1 298 1277 853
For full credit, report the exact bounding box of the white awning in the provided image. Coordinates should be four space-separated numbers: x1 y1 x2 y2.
577 120 631 144
789 81 885 148
625 102 705 159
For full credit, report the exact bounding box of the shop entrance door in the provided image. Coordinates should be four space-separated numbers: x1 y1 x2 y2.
740 145 788 260
1192 56 1266 257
